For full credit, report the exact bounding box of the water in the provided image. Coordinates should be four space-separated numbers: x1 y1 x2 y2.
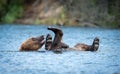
0 24 120 74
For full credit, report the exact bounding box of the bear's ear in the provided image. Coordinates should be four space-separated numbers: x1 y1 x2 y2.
31 38 37 41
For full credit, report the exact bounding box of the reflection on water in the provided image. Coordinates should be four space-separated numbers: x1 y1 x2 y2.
0 24 120 74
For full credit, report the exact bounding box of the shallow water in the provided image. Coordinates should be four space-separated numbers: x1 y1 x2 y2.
0 24 120 74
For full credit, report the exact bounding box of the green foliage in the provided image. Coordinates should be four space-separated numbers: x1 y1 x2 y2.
60 8 66 19
0 0 6 21
92 0 97 5
0 0 24 23
0 0 6 8
108 0 120 15
2 5 23 23
9 0 23 6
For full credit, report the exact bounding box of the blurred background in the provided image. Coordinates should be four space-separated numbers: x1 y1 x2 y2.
0 0 120 28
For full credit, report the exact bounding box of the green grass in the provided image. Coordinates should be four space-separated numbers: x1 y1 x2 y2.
2 5 23 23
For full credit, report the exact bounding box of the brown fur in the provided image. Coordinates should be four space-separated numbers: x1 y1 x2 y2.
46 27 99 52
73 37 99 51
74 43 90 51
19 35 45 51
47 27 69 52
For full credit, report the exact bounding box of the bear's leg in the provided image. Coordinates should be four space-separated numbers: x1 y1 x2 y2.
45 34 52 50
90 37 99 51
47 27 63 53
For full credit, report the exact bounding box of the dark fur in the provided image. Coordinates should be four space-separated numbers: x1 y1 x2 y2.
45 34 52 50
46 27 69 52
46 27 99 52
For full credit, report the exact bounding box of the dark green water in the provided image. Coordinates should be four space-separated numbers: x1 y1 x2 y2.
0 24 120 74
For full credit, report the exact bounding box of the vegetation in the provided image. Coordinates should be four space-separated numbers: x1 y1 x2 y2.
0 0 119 28
0 0 24 23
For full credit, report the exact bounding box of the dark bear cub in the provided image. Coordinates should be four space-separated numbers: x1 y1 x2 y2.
20 35 45 51
45 27 69 53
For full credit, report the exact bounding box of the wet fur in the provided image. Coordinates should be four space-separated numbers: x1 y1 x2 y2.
20 35 45 51
47 27 69 52
70 37 99 51
47 27 99 51
45 34 52 50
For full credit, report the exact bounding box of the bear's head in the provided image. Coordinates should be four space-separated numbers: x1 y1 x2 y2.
20 35 45 51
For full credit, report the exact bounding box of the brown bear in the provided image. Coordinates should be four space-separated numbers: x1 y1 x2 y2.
45 27 99 52
45 27 69 52
72 37 99 51
19 35 45 51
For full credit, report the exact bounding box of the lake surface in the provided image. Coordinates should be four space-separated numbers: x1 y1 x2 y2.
0 24 120 74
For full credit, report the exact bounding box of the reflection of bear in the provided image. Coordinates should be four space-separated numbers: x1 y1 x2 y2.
73 37 99 51
19 35 45 51
45 27 69 52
